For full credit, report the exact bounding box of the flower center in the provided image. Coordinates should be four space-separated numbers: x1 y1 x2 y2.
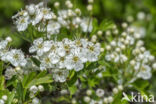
13 54 19 59
37 44 43 49
45 57 51 63
89 46 94 51
72 56 79 62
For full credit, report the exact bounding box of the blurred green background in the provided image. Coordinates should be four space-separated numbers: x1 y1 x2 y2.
0 0 156 96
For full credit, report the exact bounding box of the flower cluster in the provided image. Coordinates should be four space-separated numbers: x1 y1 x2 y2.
12 2 93 38
29 38 101 72
0 37 27 67
0 95 7 104
29 85 44 104
104 24 155 80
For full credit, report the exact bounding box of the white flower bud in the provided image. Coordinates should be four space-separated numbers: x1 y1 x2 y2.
130 60 136 66
127 27 134 33
138 54 144 60
38 85 44 92
124 40 129 45
65 0 71 5
106 30 111 36
140 47 145 52
54 2 60 8
29 92 35 98
68 10 73 17
60 89 68 95
96 89 104 97
87 5 93 11
15 67 21 71
113 88 118 94
113 29 118 35
0 99 4 104
113 25 117 29
84 96 90 102
100 48 104 52
149 55 155 61
72 99 76 104
136 40 144 47
118 85 123 91
2 95 7 101
106 45 111 51
127 16 134 22
134 33 141 39
137 12 145 20
120 45 126 50
32 97 39 104
108 96 113 103
121 32 127 37
26 4 35 15
6 37 12 42
153 63 156 70
122 22 128 28
88 0 94 3
92 35 97 40
110 41 116 47
68 3 73 8
97 31 103 36
12 98 18 103
75 8 81 15
30 85 38 94
86 90 92 96
110 54 115 59
52 14 57 20
115 48 120 52
103 98 108 103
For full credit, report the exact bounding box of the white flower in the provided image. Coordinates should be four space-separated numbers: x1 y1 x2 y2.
2 95 7 101
32 97 40 104
30 85 38 94
26 4 36 15
47 21 61 35
86 42 100 62
29 38 51 56
5 67 16 80
137 65 152 80
7 49 27 67
12 10 28 19
40 54 54 70
0 99 4 104
15 16 29 31
108 96 114 103
32 7 54 25
0 40 8 50
49 52 60 64
52 69 69 82
153 63 156 70
80 18 93 32
84 96 90 103
96 89 104 97
38 85 44 92
86 90 92 96
65 48 84 71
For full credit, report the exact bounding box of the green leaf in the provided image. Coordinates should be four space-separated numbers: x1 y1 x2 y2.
0 76 5 90
7 92 15 104
68 86 77 96
67 71 77 87
25 74 53 89
132 79 149 91
0 61 3 75
99 19 114 31
30 57 41 67
16 82 24 103
22 72 36 87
